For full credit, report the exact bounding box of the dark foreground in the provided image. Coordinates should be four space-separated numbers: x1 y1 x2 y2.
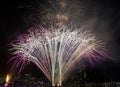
1 82 120 87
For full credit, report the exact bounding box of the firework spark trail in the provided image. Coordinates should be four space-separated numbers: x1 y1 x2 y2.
10 26 107 86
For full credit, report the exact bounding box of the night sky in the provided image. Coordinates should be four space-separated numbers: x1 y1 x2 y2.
1 0 120 82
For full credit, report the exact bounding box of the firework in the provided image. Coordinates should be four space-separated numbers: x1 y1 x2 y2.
10 26 107 86
19 0 85 28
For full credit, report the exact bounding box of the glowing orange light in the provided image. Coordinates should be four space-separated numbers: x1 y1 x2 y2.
6 75 10 83
5 74 11 86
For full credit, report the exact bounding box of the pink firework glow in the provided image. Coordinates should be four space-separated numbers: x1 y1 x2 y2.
10 26 108 86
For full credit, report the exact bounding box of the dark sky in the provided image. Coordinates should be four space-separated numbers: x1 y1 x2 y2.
1 0 120 82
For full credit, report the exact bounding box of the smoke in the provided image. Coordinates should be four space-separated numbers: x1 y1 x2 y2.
19 0 119 42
